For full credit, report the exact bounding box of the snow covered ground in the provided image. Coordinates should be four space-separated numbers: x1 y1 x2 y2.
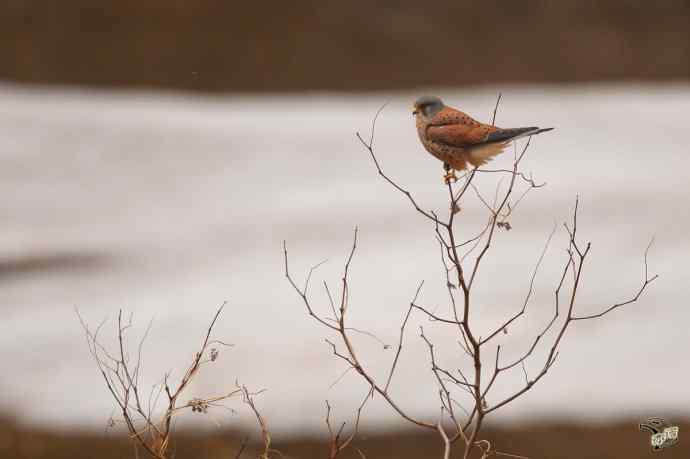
0 83 687 434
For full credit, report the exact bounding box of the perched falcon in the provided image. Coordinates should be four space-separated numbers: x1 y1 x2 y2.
413 96 553 183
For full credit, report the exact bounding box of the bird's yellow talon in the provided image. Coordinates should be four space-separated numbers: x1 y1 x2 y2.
443 170 458 184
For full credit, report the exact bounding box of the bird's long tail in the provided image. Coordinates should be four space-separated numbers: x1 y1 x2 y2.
485 127 554 143
466 127 553 167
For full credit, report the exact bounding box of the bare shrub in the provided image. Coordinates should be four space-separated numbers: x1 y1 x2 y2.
78 305 266 459
283 100 657 458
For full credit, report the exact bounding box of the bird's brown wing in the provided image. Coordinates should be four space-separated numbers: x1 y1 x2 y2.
425 107 497 147
425 107 552 168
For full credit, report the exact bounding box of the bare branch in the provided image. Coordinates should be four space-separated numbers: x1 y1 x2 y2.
356 104 445 225
284 241 339 332
286 230 436 430
233 436 249 459
572 238 658 320
438 422 451 459
325 387 374 459
481 224 557 345
241 385 274 459
491 92 502 126
385 281 424 391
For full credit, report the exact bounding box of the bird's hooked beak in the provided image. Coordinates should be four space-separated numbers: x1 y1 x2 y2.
412 106 419 116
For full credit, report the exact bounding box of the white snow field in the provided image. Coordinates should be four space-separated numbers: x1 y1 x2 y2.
0 83 687 434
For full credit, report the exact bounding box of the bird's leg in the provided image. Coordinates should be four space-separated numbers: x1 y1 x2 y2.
443 162 458 184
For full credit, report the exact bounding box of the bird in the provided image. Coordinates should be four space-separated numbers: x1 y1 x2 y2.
413 96 553 183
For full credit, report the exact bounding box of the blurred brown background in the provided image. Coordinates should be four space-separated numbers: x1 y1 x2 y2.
1 1 689 92
2 417 687 459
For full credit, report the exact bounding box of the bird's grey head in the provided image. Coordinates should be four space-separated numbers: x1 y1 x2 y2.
413 96 444 118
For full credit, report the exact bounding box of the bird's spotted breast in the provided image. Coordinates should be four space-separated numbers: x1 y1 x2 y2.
416 119 468 169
